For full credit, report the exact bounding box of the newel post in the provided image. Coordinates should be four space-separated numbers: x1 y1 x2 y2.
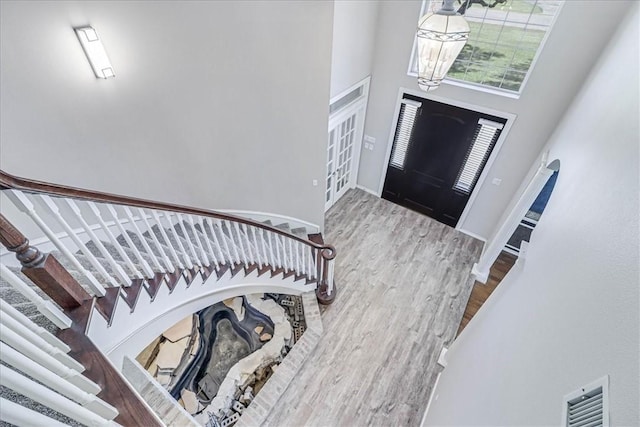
316 246 337 305
0 214 91 310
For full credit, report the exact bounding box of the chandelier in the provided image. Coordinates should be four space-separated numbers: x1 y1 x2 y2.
417 0 470 91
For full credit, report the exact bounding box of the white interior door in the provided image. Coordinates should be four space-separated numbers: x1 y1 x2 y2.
325 77 370 211
325 109 362 211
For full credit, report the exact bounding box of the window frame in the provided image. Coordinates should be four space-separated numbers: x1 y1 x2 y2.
407 0 565 98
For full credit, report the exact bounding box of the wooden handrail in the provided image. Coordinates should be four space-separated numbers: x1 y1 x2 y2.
0 169 335 253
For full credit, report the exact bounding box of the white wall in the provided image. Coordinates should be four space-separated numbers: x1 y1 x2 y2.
358 0 628 239
330 1 379 98
424 3 639 425
0 1 333 228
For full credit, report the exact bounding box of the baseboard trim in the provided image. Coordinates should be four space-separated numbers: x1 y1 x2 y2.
437 347 448 368
471 262 489 284
456 227 487 243
356 184 380 197
420 371 442 427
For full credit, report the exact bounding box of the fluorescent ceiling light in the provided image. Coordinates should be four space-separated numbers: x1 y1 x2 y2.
75 26 115 79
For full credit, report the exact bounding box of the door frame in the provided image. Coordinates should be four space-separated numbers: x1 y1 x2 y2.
325 76 371 211
377 87 517 231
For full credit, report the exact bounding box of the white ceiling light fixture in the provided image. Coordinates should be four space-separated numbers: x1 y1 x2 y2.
416 0 470 92
74 26 115 79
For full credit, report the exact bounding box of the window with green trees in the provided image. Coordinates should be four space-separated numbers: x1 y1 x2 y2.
409 0 563 95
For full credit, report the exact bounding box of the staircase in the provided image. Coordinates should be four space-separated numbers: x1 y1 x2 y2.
0 170 336 426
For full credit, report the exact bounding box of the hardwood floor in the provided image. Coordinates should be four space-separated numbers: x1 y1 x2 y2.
456 251 517 336
263 189 483 426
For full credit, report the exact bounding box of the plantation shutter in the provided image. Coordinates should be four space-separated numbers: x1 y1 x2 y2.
453 118 504 194
389 99 421 170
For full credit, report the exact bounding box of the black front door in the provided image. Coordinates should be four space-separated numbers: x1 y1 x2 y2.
383 95 505 227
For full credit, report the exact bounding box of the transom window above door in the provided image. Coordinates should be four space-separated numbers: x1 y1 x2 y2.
408 0 564 96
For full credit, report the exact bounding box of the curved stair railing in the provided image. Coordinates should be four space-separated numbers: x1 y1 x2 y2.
0 169 337 426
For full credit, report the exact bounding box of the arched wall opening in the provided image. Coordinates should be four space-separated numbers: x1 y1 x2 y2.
505 160 560 256
472 159 561 283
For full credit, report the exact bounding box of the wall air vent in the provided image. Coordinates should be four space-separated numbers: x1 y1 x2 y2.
562 375 609 427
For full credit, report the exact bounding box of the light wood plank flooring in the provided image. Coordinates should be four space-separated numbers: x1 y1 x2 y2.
263 189 483 426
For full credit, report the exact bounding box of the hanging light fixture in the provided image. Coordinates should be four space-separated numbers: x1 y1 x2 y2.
417 0 470 91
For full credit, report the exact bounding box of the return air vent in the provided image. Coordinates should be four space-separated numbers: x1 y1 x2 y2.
562 376 609 427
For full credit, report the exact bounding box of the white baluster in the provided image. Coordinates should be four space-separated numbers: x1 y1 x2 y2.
161 212 193 269
251 226 264 268
0 398 68 427
295 241 301 274
249 226 262 267
0 264 71 329
0 342 118 419
301 243 308 276
327 258 335 294
38 195 119 287
278 235 288 271
0 366 118 426
0 317 84 371
175 213 204 266
272 232 282 268
104 205 155 277
222 221 241 265
258 228 276 268
1 315 80 371
316 248 322 280
242 224 255 266
259 227 269 268
4 190 105 296
0 324 99 393
287 238 294 272
308 246 315 279
137 208 175 273
63 199 131 286
122 207 166 273
262 229 275 269
87 202 144 279
232 223 248 266
299 242 306 276
184 215 209 267
0 299 69 350
150 210 184 270
195 217 219 266
205 218 227 265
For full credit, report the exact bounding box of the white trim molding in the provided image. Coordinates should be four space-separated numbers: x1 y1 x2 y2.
420 371 442 427
325 75 372 211
356 184 380 198
472 159 559 283
457 227 487 243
